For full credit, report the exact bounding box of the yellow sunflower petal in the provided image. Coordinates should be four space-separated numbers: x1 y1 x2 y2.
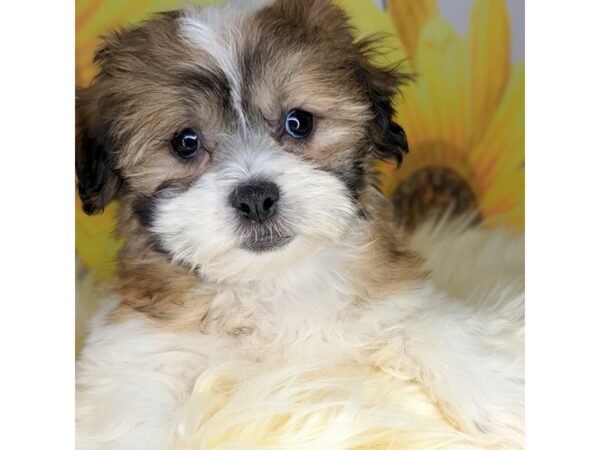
469 63 524 231
381 16 473 196
75 197 122 280
388 0 438 65
468 0 511 146
403 17 472 157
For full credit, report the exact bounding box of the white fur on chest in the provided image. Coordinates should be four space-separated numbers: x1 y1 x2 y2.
76 301 233 450
201 244 368 364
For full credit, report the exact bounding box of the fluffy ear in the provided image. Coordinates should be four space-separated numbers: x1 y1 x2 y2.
354 38 412 165
75 84 121 215
75 29 126 215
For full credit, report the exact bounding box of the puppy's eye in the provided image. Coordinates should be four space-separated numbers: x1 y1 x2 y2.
171 128 201 159
284 110 313 139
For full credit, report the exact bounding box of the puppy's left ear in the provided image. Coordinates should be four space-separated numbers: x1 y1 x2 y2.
354 39 412 165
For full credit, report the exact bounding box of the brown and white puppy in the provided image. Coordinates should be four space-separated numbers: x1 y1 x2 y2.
75 1 523 449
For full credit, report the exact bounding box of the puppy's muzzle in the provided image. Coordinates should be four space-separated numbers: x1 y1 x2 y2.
230 181 294 252
230 181 279 224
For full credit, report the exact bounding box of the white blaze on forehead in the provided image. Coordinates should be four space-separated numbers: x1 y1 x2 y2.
177 1 272 130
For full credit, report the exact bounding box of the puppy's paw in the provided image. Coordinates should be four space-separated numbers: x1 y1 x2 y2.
432 362 524 447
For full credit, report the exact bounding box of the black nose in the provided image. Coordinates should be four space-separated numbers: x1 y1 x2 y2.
230 181 280 223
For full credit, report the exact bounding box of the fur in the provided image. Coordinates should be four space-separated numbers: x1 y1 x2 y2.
75 1 524 449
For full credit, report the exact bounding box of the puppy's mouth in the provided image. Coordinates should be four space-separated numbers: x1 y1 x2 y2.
242 231 294 252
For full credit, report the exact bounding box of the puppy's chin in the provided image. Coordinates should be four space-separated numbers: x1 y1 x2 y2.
192 234 338 284
241 233 295 253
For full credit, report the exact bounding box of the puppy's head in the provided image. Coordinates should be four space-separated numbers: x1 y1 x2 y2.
76 0 410 282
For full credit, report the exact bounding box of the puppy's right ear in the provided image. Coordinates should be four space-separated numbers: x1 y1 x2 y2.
75 84 121 215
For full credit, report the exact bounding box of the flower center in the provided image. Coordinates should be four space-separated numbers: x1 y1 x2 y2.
391 166 480 229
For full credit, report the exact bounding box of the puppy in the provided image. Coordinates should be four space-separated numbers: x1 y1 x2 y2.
75 1 524 449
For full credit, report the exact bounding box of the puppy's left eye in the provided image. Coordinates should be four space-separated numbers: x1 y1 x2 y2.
284 110 313 139
171 128 201 159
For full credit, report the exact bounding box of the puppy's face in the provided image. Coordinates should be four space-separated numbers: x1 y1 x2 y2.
76 0 409 282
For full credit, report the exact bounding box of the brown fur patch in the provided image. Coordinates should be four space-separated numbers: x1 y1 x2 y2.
352 187 429 299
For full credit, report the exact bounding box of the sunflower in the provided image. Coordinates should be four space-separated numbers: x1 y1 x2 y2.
379 0 524 231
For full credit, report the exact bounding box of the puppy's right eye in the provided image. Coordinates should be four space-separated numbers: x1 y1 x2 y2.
284 110 313 139
171 129 201 159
